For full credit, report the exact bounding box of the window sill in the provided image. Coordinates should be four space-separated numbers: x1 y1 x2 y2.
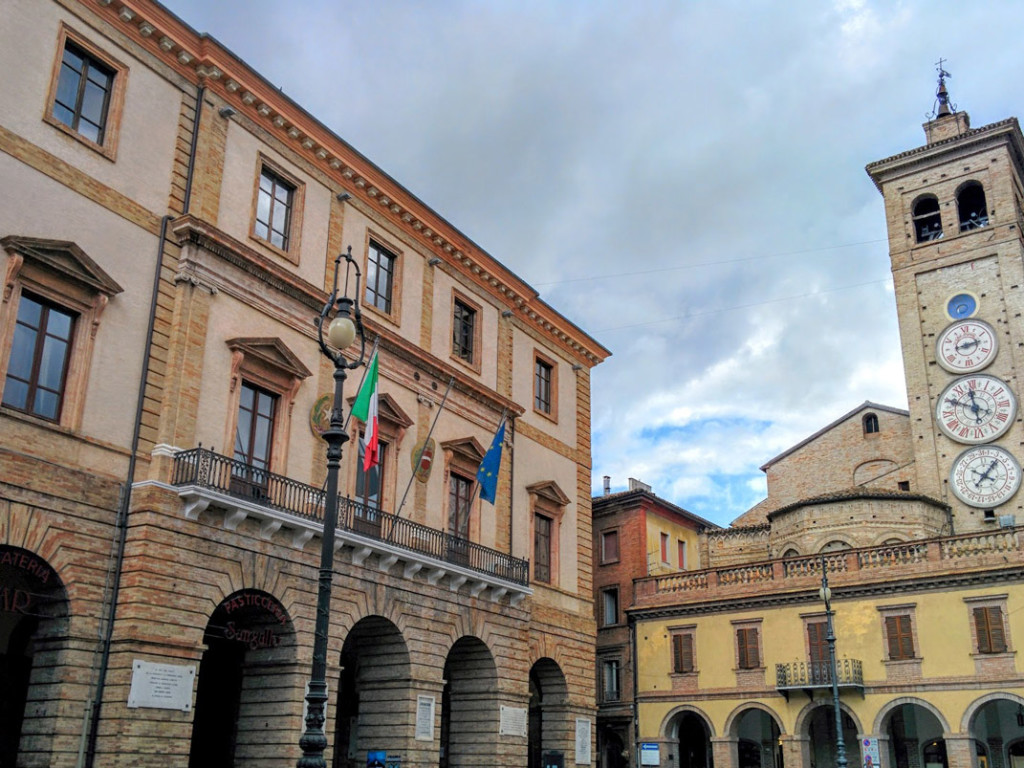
43 114 118 162
449 351 481 376
532 406 559 425
248 232 299 266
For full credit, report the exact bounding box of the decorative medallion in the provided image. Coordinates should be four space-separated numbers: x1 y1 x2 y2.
935 374 1016 444
936 319 997 373
950 445 1021 508
411 437 436 483
309 393 332 437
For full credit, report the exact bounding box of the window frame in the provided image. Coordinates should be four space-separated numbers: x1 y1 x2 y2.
965 596 1011 656
956 181 989 233
440 436 486 545
732 620 763 671
450 290 482 372
533 349 558 421
249 155 305 263
533 512 553 584
677 539 687 569
601 587 620 627
223 338 311 478
600 529 620 565
660 532 670 564
2 292 76 422
44 24 129 160
863 413 880 435
347 391 412 517
600 658 621 703
527 480 569 586
364 236 401 322
0 236 123 431
670 626 697 674
911 194 943 243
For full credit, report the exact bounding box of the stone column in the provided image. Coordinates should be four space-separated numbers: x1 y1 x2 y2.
712 736 739 768
780 734 810 768
945 734 978 768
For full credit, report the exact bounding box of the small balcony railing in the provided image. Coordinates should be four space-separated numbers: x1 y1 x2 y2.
775 659 863 699
171 446 529 587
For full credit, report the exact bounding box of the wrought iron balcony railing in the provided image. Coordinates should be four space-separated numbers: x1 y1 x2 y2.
775 659 863 699
171 446 529 587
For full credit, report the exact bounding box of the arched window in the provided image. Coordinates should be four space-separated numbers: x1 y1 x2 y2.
957 182 988 232
912 194 943 242
821 540 851 552
863 413 879 435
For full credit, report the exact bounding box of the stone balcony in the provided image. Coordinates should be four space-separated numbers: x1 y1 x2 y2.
168 446 531 604
775 658 864 700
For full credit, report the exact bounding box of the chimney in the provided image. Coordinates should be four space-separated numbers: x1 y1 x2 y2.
603 476 611 496
628 478 652 493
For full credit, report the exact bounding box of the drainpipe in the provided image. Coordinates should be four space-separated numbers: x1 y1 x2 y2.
82 84 205 768
630 613 640 768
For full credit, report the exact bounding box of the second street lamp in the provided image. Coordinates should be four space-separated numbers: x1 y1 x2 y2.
819 555 848 768
298 245 366 768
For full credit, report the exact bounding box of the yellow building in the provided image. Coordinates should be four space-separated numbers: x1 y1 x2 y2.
628 76 1024 768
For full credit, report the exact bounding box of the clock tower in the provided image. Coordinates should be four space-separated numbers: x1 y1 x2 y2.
867 68 1024 531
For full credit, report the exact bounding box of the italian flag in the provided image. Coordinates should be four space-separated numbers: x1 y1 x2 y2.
351 351 379 471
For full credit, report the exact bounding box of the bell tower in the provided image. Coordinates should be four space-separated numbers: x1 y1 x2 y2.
867 66 1024 532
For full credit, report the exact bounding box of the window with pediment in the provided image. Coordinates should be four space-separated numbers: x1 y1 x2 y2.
0 236 122 429
527 480 570 586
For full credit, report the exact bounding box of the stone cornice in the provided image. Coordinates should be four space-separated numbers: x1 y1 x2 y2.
87 0 610 367
866 117 1024 191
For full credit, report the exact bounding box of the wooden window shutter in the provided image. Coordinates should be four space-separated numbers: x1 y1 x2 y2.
975 606 1006 653
885 615 914 660
807 622 828 664
737 628 758 669
673 634 694 673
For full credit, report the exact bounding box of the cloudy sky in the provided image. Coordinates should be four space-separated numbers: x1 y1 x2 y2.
162 0 1021 526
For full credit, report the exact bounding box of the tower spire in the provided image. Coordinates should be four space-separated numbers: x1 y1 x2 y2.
930 59 956 119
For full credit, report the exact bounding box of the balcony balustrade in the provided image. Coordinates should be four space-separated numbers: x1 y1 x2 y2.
775 658 863 699
170 446 530 599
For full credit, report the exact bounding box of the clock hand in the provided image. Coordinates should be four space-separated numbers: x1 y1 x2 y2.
956 338 979 354
972 459 1000 489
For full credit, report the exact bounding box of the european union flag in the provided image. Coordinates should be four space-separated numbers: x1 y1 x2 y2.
476 419 506 504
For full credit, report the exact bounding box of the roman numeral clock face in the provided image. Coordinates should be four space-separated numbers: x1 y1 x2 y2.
936 319 997 373
936 375 1016 444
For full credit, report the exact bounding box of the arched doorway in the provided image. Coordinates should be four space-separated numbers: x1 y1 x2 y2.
440 636 498 768
806 705 860 768
528 657 568 768
969 697 1024 768
187 589 294 767
598 726 627 768
333 616 411 768
733 708 782 768
670 709 713 768
1 546 68 768
882 703 945 768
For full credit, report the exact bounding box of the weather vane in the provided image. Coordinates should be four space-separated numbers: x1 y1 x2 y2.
928 58 956 120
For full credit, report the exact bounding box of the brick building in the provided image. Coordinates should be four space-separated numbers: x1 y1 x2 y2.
606 79 1024 768
0 1 609 766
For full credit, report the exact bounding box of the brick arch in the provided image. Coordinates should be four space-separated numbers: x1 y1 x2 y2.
873 696 951 735
961 691 1024 733
660 704 717 740
724 702 786 738
794 698 863 737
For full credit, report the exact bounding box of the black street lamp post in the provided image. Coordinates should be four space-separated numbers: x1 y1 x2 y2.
298 246 366 768
819 555 848 768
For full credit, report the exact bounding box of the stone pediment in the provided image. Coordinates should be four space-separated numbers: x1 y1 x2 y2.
2 235 123 296
226 337 311 380
525 480 571 506
441 436 486 463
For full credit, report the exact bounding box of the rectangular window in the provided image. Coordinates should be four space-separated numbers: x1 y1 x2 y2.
602 588 619 627
672 633 695 674
448 472 473 539
974 606 1007 654
52 39 115 145
366 240 397 314
885 614 915 660
355 439 387 509
660 532 670 563
3 294 75 421
736 627 760 669
452 298 476 363
601 659 620 702
232 382 277 500
807 621 829 664
677 540 687 569
534 513 552 583
254 167 295 251
601 530 619 564
534 355 553 415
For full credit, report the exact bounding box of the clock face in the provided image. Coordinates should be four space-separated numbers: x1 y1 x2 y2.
950 445 1022 508
936 375 1016 444
936 319 997 373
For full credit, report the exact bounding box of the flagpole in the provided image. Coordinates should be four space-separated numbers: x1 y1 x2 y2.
395 376 455 518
